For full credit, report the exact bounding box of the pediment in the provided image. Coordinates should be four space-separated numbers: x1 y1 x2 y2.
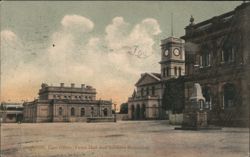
135 73 161 86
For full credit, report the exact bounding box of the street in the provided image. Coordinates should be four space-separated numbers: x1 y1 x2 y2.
1 121 249 157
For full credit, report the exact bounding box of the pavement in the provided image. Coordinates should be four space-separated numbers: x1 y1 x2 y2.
1 120 249 157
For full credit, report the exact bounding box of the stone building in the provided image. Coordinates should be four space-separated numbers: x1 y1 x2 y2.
0 102 23 123
128 37 185 120
182 2 250 126
128 73 163 120
23 83 112 122
128 2 249 126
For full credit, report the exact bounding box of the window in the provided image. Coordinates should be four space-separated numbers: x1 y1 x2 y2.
200 52 211 67
71 107 75 116
152 105 157 117
103 108 108 117
166 67 170 76
91 107 94 117
141 88 144 97
163 68 166 77
81 108 85 116
146 87 149 96
75 96 77 99
222 43 236 63
178 67 181 76
58 107 63 116
223 83 236 108
174 67 177 76
53 95 56 98
152 86 155 96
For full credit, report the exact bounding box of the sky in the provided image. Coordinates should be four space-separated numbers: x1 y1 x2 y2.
0 1 242 107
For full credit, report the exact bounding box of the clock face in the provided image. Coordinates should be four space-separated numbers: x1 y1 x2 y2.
164 49 169 56
173 48 180 56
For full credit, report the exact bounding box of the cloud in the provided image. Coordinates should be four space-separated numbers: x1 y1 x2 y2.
1 30 18 42
61 15 94 33
1 16 162 106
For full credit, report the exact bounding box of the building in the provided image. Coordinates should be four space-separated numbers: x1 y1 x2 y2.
128 2 249 126
128 73 163 120
128 37 186 120
23 83 112 122
182 2 250 126
0 102 23 123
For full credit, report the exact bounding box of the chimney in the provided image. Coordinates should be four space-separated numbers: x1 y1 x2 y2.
71 83 75 88
81 84 85 88
60 83 64 87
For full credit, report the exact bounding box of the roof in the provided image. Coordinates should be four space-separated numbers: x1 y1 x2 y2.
135 72 161 86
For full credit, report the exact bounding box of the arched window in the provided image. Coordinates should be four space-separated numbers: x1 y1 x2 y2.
103 108 108 117
91 106 94 117
174 67 177 76
81 108 85 117
166 67 170 76
223 83 236 108
152 105 157 117
71 107 75 116
178 67 182 76
58 107 63 116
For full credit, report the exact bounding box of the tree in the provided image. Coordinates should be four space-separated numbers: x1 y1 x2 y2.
119 103 128 114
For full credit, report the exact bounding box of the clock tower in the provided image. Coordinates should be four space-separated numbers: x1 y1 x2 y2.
159 37 185 80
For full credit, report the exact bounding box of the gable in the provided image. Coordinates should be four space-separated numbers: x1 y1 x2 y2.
135 73 161 86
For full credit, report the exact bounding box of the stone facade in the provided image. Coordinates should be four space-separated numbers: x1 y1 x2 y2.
128 2 249 126
128 73 163 120
128 37 186 120
182 2 250 126
23 83 112 123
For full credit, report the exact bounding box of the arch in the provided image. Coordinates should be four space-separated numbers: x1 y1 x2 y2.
58 107 63 116
90 106 94 117
136 104 141 120
80 108 85 117
131 105 135 120
223 83 237 108
174 67 177 76
141 104 146 120
71 107 75 116
103 108 108 117
166 67 170 76
178 67 182 76
152 104 157 117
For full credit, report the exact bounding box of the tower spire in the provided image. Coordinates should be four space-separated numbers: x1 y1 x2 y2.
171 13 174 37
